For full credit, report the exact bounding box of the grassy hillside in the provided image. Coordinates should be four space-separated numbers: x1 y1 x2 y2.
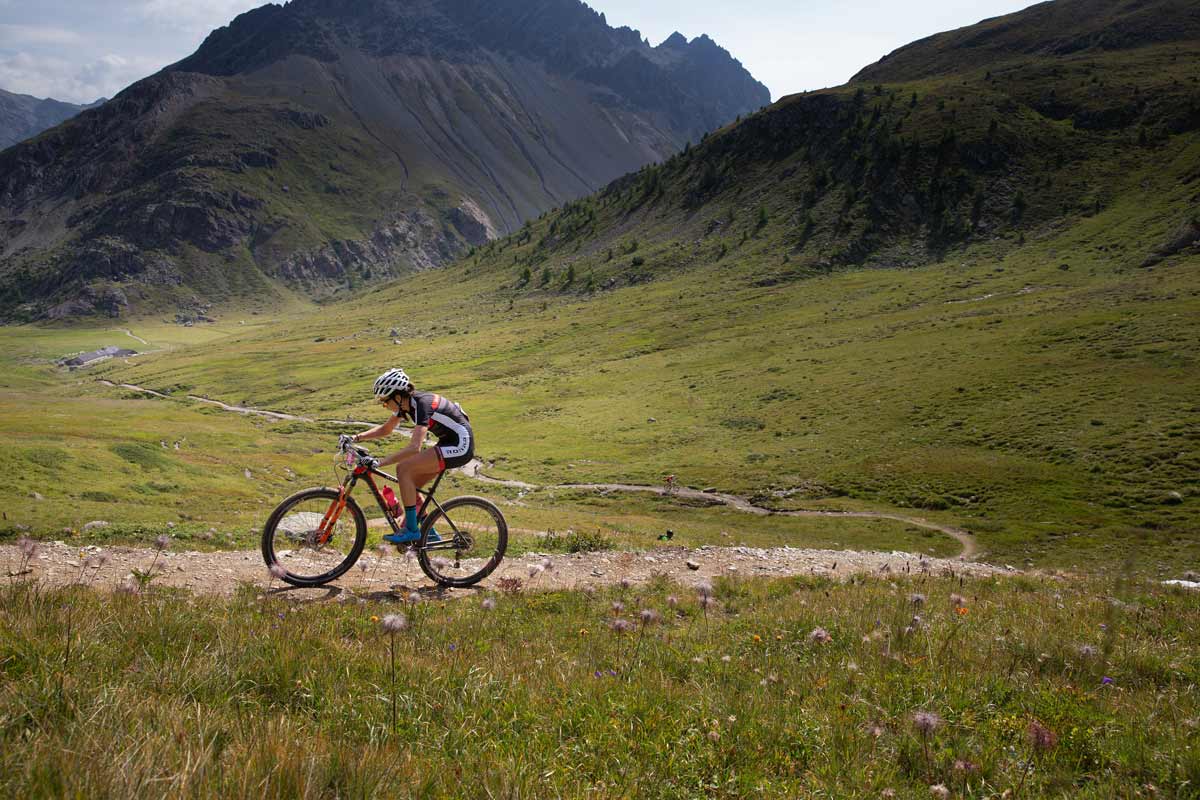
2 574 1196 797
2 0 1198 573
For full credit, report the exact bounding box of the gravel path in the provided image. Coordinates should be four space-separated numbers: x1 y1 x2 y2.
3 540 1009 601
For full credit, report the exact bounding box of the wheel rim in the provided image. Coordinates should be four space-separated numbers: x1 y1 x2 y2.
422 500 504 583
268 496 359 581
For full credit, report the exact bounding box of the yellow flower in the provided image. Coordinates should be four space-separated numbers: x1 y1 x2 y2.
579 628 589 636
752 634 762 643
956 607 969 616
370 615 380 622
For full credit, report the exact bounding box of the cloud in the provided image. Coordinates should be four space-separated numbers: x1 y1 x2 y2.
132 0 266 38
0 24 85 46
0 50 161 102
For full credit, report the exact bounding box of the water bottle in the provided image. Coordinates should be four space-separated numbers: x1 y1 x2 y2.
381 486 400 517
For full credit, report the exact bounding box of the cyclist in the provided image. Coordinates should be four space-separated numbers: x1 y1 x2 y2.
344 368 474 544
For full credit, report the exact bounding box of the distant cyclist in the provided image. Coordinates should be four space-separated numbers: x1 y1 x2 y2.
343 368 474 544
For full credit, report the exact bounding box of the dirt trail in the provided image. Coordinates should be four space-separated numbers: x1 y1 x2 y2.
460 463 980 560
3 541 1009 600
94 381 981 561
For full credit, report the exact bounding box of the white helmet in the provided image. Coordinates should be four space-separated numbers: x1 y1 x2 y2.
373 368 413 399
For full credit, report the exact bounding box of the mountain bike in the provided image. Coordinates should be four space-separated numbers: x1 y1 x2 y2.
261 441 507 588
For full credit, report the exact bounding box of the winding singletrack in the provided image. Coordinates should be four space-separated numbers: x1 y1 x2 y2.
94 380 980 560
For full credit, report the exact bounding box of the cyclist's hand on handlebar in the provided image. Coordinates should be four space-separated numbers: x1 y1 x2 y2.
338 433 356 450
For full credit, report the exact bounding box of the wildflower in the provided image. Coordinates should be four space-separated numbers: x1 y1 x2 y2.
867 722 885 738
955 606 969 616
696 581 714 598
358 559 369 573
618 578 632 590
528 564 545 578
638 608 660 626
949 593 966 608
431 556 450 570
611 600 625 614
910 593 926 606
381 613 408 633
1078 644 1098 658
699 595 717 611
1101 676 1114 685
541 557 553 572
481 597 496 611
808 627 832 644
880 791 896 799
720 654 732 663
666 595 679 608
929 784 949 799
84 552 109 569
752 634 762 643
953 759 979 775
376 543 389 558
609 618 633 634
116 575 138 595
17 537 39 559
370 615 380 622
707 730 720 742
594 670 602 678
1027 720 1058 752
155 534 171 550
913 711 942 736
268 563 287 580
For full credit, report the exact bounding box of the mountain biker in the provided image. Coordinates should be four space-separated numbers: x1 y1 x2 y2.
343 368 474 544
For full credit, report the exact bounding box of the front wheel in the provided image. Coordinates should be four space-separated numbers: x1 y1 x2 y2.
417 495 507 587
262 487 367 587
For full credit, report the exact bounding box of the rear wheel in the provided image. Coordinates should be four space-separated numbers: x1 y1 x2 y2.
262 487 367 587
417 495 507 587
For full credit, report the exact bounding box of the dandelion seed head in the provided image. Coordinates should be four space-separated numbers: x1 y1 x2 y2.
696 581 714 598
432 556 450 569
949 593 966 608
155 534 171 550
1026 719 1058 752
1078 644 1098 658
638 608 660 626
808 626 832 644
720 654 732 663
707 730 720 742
268 563 287 580
910 593 926 606
609 618 633 634
912 711 942 736
666 595 679 608
618 578 632 590
381 613 409 633
611 600 625 614
17 537 38 559
528 564 545 578
541 557 553 572
481 597 497 611
929 784 950 800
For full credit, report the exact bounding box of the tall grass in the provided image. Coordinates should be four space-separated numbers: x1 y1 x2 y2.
1 572 1195 797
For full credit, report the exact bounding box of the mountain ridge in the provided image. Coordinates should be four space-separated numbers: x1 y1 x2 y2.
0 88 104 151
0 0 768 320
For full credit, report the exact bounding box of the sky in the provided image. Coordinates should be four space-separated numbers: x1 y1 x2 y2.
0 0 1040 104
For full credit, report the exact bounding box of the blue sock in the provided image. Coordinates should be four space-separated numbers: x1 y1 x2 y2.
403 505 419 533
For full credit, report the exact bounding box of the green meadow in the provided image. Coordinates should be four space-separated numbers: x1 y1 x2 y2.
2 572 1196 797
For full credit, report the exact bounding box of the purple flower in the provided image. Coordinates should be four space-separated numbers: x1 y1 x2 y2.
1026 719 1058 752
1101 676 1114 685
17 537 38 559
155 534 171 550
638 608 661 626
268 563 287 580
666 595 679 608
696 581 714 598
481 597 496 611
609 619 633 634
594 670 602 678
808 627 832 644
912 711 942 736
611 600 625 614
